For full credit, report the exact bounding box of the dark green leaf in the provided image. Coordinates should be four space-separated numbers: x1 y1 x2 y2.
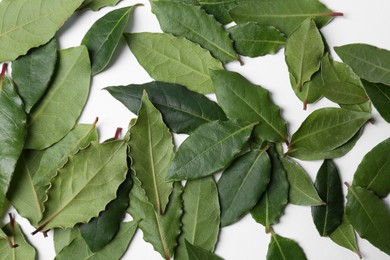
291 69 324 109
362 80 390 123
197 0 239 25
267 233 307 260
329 216 361 258
184 240 224 260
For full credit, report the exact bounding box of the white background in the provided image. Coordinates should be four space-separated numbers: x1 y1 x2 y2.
7 0 390 259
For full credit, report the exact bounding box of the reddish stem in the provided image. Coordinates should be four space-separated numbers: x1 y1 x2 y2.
93 117 99 126
43 230 49 238
7 213 19 248
1 63 7 77
237 56 244 66
114 127 123 141
303 99 308 110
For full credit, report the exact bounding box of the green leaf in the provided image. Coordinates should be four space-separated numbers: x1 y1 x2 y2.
346 185 390 255
0 222 36 260
54 228 80 254
362 80 390 123
152 1 237 63
106 81 227 134
0 77 26 195
329 216 361 258
25 46 91 150
11 39 58 113
0 0 84 62
128 176 183 259
166 120 255 181
229 0 336 35
219 149 271 227
129 92 174 214
55 221 138 260
340 101 371 114
227 23 286 57
291 69 324 109
285 18 324 93
82 5 139 75
38 140 128 231
7 124 98 227
335 44 390 87
184 240 224 260
211 70 288 142
176 177 220 260
281 157 323 206
124 32 223 94
267 233 307 260
251 146 289 229
287 108 371 158
311 160 343 236
353 138 390 197
196 0 239 25
78 0 123 11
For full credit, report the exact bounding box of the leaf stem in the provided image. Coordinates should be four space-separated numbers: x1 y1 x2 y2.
8 213 19 248
1 63 7 76
114 127 123 141
93 117 99 127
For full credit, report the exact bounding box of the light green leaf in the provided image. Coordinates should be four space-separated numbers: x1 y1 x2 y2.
329 216 361 258
267 233 307 260
362 80 390 123
125 32 223 94
78 0 123 11
184 240 224 260
54 228 80 254
0 222 36 260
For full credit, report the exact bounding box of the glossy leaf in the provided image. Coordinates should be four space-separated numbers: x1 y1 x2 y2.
287 108 371 158
346 186 390 255
267 233 307 260
125 32 223 94
335 44 390 86
311 160 343 236
197 0 239 25
353 138 390 197
230 0 336 35
281 157 323 206
0 0 83 62
54 228 80 254
0 222 36 260
329 216 361 258
38 140 128 231
78 0 123 11
362 80 390 123
152 1 237 63
25 46 91 150
292 69 324 108
176 177 220 260
227 23 286 57
166 120 255 181
12 39 58 113
219 149 271 227
129 93 174 214
184 240 224 260
128 176 183 259
211 70 288 142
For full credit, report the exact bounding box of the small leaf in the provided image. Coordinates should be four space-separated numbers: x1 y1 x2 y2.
78 0 123 11
166 120 255 181
184 240 224 260
0 222 36 259
362 80 390 123
329 216 361 258
267 233 307 260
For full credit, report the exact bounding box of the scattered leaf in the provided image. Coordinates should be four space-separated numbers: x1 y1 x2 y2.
184 240 224 260
362 80 390 123
266 233 307 260
78 0 123 11
0 222 36 260
329 216 361 258
197 0 239 25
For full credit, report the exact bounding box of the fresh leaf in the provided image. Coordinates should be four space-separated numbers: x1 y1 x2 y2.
211 70 288 142
346 185 390 255
267 233 307 260
11 39 58 113
197 0 239 25
219 149 271 227
25 46 91 150
0 222 36 260
166 120 255 181
152 1 237 63
292 69 324 109
184 240 224 260
362 80 390 123
176 177 220 260
329 216 361 258
78 0 123 11
0 0 84 62
340 101 371 114
353 137 390 197
125 32 223 94
54 228 80 254
311 160 343 236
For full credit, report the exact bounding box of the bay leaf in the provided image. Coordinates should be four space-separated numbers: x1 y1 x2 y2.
54 228 80 254
78 0 123 11
362 80 390 123
166 120 255 181
267 233 307 260
184 240 224 260
12 39 58 113
340 101 371 114
329 216 361 258
176 177 220 260
0 0 84 62
227 23 286 57
219 149 271 227
311 160 343 236
291 69 324 109
211 70 288 142
346 185 390 255
152 1 237 63
25 46 91 150
124 32 223 94
197 0 239 25
353 137 390 197
0 222 36 260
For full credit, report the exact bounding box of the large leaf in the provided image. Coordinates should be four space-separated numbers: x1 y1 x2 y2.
129 92 174 214
0 0 84 62
266 233 307 260
218 149 271 227
78 0 123 11
229 0 337 35
311 160 343 236
353 137 390 197
11 39 58 113
281 157 323 206
0 222 36 260
335 44 390 86
362 80 390 123
166 120 255 181
176 177 220 260
125 32 223 94
82 5 138 75
211 70 288 142
227 23 286 57
184 240 224 260
287 108 371 158
197 0 240 25
106 82 226 134
128 176 183 259
25 46 91 150
152 1 237 63
346 185 390 255
329 216 361 258
37 140 128 231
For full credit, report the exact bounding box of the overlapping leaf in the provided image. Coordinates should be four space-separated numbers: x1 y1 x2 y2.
197 0 239 25
54 228 80 254
266 233 307 260
329 216 361 258
362 80 390 123
184 240 224 260
293 70 324 109
78 0 123 11
0 222 36 260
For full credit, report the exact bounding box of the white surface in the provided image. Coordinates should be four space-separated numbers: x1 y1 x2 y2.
7 0 390 259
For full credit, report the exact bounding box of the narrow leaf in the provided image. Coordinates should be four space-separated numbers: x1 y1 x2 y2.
0 222 36 260
329 216 361 258
362 80 390 123
184 240 224 260
267 233 307 260
78 0 123 11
